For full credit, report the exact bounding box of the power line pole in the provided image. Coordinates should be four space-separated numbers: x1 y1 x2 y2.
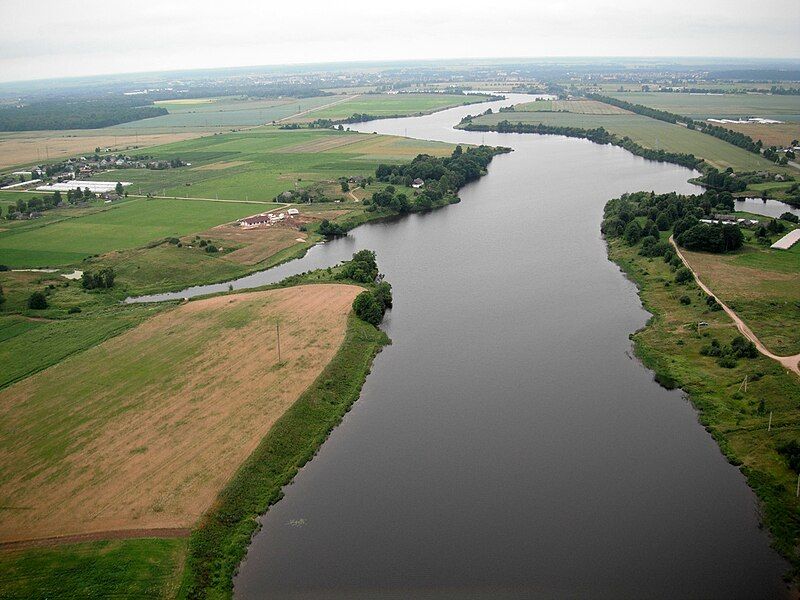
276 322 281 363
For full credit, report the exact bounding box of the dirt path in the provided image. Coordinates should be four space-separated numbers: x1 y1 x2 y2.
0 528 190 551
670 235 800 376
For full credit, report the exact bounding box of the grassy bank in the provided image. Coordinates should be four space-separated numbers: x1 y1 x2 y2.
606 234 800 582
178 313 389 599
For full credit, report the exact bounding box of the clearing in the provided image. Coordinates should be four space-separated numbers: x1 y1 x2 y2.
0 284 362 543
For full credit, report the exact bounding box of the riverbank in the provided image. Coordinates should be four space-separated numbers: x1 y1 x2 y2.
605 230 800 585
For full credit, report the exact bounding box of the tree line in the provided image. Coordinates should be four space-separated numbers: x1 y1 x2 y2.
0 98 168 131
464 120 703 170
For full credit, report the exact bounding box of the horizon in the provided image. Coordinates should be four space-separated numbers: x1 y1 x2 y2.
1 0 798 83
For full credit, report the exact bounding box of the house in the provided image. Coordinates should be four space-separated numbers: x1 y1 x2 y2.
287 208 299 216
239 214 273 228
411 178 424 188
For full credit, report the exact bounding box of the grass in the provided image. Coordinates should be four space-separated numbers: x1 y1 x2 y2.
470 110 793 173
606 233 800 580
287 93 487 123
605 91 800 121
681 228 800 355
0 198 271 267
178 312 389 599
0 538 187 600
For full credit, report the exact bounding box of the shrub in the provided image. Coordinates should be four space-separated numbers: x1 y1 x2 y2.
777 441 800 473
205 245 219 253
780 212 799 224
731 335 758 358
717 355 737 368
352 291 383 326
675 267 694 284
67 306 82 314
337 250 378 283
82 268 115 289
27 291 48 310
373 281 393 311
318 219 346 237
679 295 691 305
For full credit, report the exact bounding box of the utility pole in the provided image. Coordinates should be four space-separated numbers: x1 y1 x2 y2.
768 411 773 432
276 322 281 363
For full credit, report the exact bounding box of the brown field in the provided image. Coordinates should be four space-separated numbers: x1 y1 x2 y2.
192 160 251 171
0 131 207 171
203 221 309 265
0 284 362 543
552 100 630 114
721 122 800 148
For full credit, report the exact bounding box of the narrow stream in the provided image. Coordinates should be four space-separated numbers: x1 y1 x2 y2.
145 95 792 598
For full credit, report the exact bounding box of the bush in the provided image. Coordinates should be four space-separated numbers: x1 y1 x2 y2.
706 295 722 311
318 219 346 236
777 441 800 473
675 267 694 284
679 295 691 305
717 355 737 368
27 291 48 310
205 245 219 253
373 281 393 311
337 250 378 283
731 335 758 358
352 291 383 326
67 306 82 314
780 212 799 224
81 268 115 290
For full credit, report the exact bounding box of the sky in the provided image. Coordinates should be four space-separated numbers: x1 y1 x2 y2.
0 0 798 82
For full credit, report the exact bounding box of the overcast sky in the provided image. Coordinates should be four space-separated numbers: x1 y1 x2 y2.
1 0 798 82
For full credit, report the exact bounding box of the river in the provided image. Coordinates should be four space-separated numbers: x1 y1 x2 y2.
150 94 793 597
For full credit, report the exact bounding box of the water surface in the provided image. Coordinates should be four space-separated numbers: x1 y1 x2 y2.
180 96 793 598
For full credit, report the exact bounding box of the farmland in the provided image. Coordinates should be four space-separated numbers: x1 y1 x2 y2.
0 284 362 543
605 91 800 122
0 197 272 267
470 109 792 173
287 92 489 123
722 122 800 148
88 128 454 201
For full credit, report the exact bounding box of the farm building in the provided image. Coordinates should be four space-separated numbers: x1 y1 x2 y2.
411 178 425 188
36 180 131 193
287 208 300 215
771 229 800 250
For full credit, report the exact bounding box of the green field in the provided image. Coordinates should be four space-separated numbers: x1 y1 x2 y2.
112 95 338 130
0 198 271 267
0 539 186 600
606 91 800 122
88 128 454 201
471 110 792 173
289 93 488 122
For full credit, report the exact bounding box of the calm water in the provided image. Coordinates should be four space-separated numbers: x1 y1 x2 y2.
143 95 791 597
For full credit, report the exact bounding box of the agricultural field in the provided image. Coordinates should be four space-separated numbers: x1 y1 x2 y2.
286 93 489 123
722 122 800 148
88 127 454 201
0 284 362 543
0 197 271 267
606 91 800 122
681 226 800 355
513 99 628 114
114 95 340 129
471 109 793 173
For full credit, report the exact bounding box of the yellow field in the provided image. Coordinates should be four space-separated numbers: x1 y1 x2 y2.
722 122 800 148
0 284 361 543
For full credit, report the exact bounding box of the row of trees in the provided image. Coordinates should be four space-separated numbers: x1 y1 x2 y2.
586 93 762 154
0 98 168 131
465 120 704 170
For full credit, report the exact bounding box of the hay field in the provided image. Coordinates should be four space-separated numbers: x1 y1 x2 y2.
0 284 362 542
722 122 800 148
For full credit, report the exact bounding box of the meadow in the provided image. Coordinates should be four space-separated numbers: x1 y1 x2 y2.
471 109 792 173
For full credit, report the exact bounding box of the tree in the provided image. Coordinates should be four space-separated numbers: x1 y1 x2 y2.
352 291 383 326
675 267 694 284
655 212 670 231
780 212 799 224
373 281 393 311
27 291 48 310
318 219 345 236
115 182 124 196
340 180 349 193
623 221 642 245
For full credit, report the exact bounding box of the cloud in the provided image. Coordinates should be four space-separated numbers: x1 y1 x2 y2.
0 0 797 81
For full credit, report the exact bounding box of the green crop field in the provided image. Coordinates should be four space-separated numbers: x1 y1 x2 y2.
471 110 793 173
606 91 800 122
0 197 270 267
89 128 454 201
288 93 488 122
0 539 186 600
111 95 338 130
